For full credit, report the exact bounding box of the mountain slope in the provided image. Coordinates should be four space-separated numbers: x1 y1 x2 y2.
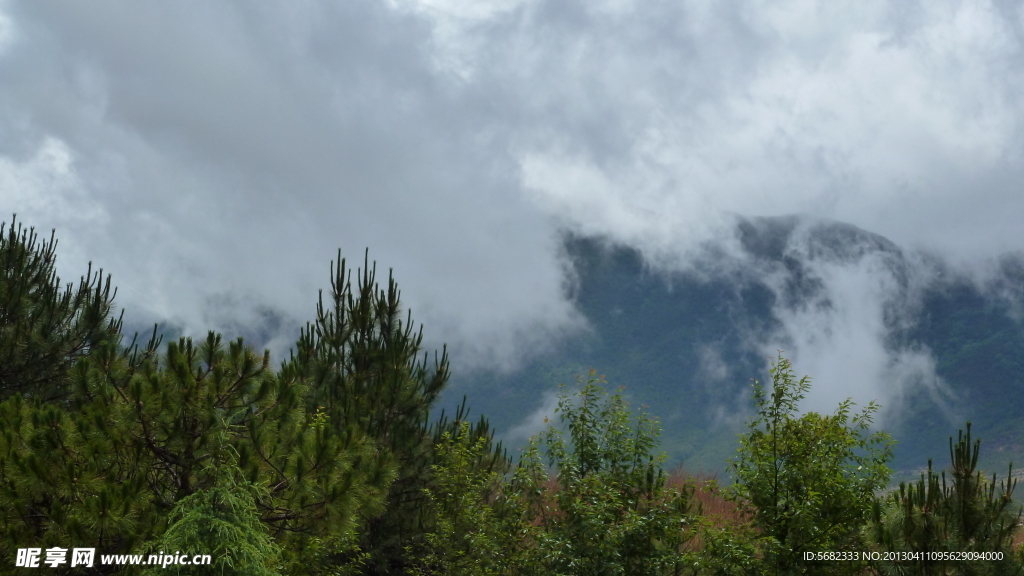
450 216 1024 477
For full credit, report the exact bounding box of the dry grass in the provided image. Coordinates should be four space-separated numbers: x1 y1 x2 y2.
516 467 751 530
666 467 749 529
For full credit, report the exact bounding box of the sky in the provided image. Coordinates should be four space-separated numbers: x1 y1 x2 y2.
2 0 1023 419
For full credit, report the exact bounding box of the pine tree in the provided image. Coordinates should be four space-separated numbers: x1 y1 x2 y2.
280 250 506 574
0 223 503 574
864 422 1023 575
0 331 394 575
0 215 120 401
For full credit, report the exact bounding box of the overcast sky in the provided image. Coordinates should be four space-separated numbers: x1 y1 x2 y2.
2 0 1023 415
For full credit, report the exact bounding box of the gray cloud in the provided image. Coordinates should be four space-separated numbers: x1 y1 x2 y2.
510 0 1024 262
0 0 582 369
1 0 1022 399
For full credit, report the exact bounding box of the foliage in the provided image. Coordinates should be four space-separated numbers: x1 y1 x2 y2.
0 225 500 575
407 422 532 576
0 331 393 575
513 372 696 575
863 422 1024 576
687 521 766 576
280 250 506 574
140 461 282 576
0 215 121 401
412 371 698 575
519 372 696 574
729 354 894 575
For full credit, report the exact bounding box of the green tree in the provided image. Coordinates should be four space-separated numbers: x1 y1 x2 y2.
281 250 506 574
524 375 692 569
517 372 695 575
0 215 120 401
863 422 1023 576
729 354 894 575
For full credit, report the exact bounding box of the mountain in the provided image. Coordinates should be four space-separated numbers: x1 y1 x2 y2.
449 216 1024 479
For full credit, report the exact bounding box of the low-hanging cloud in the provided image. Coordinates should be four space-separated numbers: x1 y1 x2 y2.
1 0 1022 399
737 218 957 423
